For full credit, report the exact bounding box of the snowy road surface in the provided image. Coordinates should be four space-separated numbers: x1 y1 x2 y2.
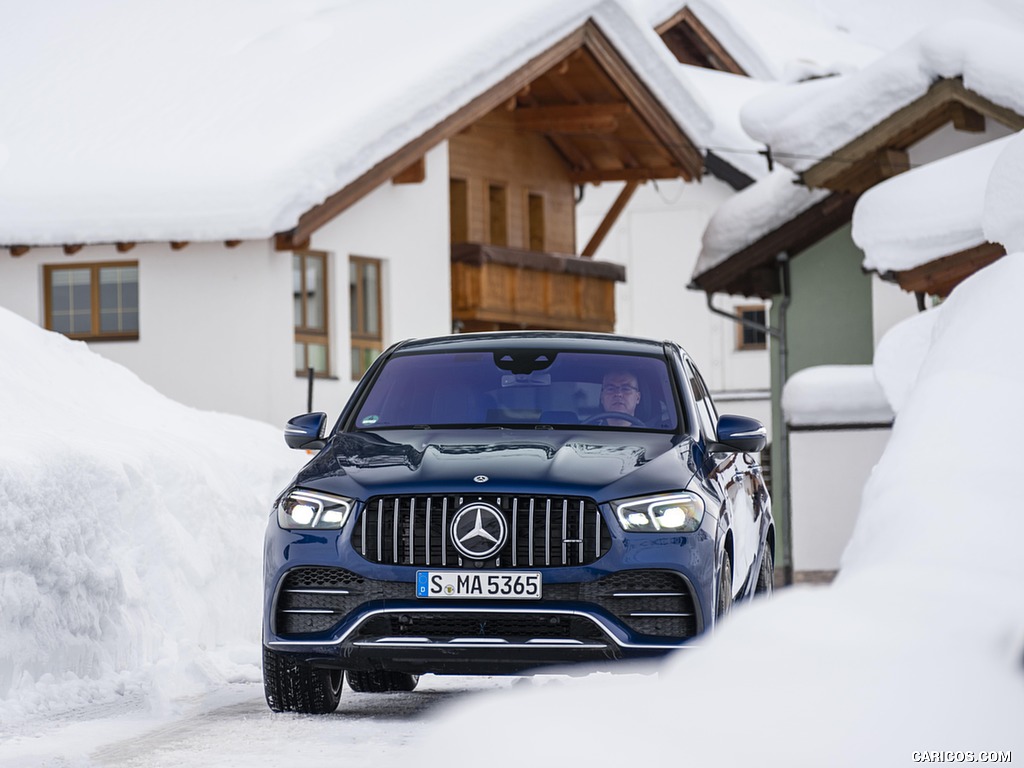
0 675 522 768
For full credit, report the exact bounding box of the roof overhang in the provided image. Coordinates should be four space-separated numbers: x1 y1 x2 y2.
800 77 1024 194
276 20 704 251
883 241 1006 298
691 192 857 297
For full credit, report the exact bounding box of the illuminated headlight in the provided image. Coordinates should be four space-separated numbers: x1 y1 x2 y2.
613 493 705 533
277 490 353 530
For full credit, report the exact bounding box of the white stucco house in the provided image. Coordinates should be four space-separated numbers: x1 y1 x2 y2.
0 0 719 428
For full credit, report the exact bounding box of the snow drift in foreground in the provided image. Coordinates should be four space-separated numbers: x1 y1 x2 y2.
0 308 305 722
416 255 1024 766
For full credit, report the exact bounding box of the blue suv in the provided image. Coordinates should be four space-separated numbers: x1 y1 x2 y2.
263 331 773 713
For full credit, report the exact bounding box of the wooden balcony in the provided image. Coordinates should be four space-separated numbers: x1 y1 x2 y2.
451 243 625 332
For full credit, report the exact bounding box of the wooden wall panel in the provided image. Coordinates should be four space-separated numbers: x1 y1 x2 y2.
449 110 576 253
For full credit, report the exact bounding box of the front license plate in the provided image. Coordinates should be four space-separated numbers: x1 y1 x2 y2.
416 570 542 600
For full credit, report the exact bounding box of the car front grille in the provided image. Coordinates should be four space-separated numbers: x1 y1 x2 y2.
350 494 612 567
273 567 697 640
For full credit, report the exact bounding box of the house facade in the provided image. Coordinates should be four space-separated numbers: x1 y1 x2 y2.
0 4 710 429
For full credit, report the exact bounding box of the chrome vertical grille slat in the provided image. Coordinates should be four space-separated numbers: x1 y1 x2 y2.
409 497 416 565
545 499 551 567
578 500 585 563
352 494 610 568
425 498 432 567
376 499 383 562
511 498 518 567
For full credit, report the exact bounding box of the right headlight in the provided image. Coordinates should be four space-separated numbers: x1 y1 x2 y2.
612 492 705 533
276 489 354 530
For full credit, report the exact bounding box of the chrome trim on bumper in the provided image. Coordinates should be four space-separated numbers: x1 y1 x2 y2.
266 605 693 652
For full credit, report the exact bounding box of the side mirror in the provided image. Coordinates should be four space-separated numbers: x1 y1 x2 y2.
284 412 328 450
710 414 766 454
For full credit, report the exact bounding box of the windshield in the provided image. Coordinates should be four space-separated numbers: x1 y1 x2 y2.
350 349 680 431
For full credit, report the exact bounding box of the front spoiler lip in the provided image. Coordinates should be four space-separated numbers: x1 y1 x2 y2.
266 605 698 652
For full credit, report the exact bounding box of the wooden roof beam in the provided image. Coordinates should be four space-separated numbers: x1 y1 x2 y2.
951 102 985 132
392 157 426 184
894 241 1004 297
9 246 29 257
512 103 630 134
582 180 639 257
570 166 681 183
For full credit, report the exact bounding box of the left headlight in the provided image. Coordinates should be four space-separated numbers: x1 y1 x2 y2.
277 489 354 530
613 493 705 533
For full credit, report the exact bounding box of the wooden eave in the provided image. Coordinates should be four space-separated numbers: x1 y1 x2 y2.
889 241 1005 297
275 20 704 251
801 78 1024 194
655 8 747 75
692 192 857 298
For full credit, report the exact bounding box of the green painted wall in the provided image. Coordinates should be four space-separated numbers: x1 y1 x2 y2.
768 223 874 576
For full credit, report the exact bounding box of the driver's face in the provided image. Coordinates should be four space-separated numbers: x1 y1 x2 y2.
601 372 640 415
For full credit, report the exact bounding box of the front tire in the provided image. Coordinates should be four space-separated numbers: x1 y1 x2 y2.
716 551 733 623
263 646 343 714
347 670 420 693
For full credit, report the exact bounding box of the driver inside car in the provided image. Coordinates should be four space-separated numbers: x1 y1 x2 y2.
599 370 641 427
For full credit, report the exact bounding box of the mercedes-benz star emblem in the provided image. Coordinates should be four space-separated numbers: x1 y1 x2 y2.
473 475 488 483
450 502 507 560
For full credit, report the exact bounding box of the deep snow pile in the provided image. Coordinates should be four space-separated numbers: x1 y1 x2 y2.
0 308 305 722
415 255 1024 766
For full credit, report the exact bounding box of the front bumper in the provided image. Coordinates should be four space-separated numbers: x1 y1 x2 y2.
264 564 708 674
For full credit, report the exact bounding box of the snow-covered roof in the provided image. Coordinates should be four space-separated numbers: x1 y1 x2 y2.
677 64 776 181
983 131 1024 253
853 136 1014 273
692 168 828 280
782 364 894 427
741 20 1024 174
0 0 712 247
635 0 883 82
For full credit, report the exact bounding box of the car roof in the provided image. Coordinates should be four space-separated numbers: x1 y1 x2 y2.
392 331 675 357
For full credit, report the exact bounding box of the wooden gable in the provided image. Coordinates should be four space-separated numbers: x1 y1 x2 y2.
275 20 704 252
655 8 747 75
800 78 1024 194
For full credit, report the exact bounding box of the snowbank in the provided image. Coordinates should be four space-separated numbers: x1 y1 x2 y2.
983 130 1024 252
0 308 306 722
415 254 1024 766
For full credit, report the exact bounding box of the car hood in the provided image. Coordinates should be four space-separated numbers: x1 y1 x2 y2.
291 429 699 503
